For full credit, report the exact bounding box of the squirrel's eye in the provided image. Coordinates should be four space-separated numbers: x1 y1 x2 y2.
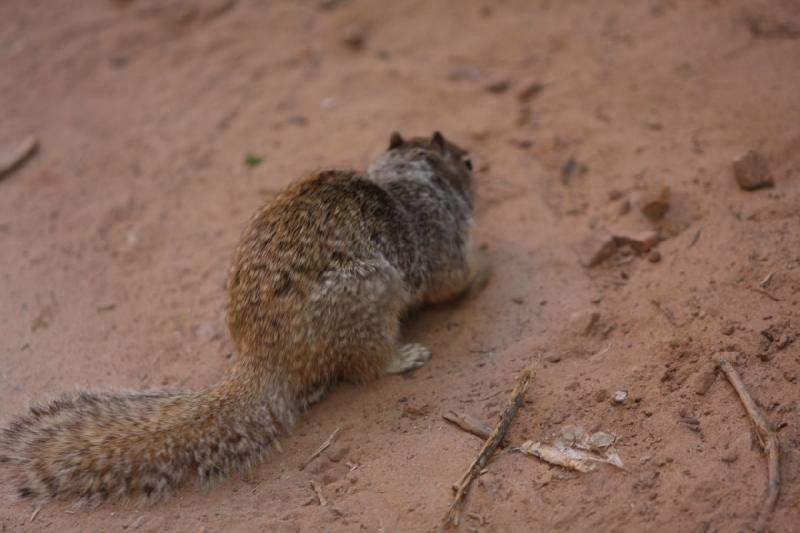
463 156 473 171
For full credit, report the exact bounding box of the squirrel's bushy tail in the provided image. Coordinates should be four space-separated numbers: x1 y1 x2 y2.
0 358 295 503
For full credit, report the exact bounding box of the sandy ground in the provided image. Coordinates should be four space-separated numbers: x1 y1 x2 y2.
1 0 800 531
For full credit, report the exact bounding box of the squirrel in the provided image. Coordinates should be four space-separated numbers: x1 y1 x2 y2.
0 131 487 503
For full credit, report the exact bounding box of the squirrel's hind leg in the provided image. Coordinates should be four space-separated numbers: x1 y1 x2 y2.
424 247 490 305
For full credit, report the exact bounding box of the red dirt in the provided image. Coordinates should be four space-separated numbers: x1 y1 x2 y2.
1 0 799 531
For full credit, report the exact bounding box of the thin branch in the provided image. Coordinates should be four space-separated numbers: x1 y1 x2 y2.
310 480 327 506
299 426 343 470
750 287 781 302
444 367 533 527
717 359 780 532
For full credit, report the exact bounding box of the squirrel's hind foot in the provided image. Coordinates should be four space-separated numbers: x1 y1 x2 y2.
385 343 432 374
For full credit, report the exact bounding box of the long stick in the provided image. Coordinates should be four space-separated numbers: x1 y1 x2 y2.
444 367 533 527
717 359 780 531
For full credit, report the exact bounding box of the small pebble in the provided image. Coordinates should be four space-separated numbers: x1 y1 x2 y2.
576 229 616 267
639 185 670 220
733 150 773 190
326 445 349 463
647 249 661 263
611 228 659 253
568 309 600 336
692 370 717 396
342 27 366 50
612 390 628 404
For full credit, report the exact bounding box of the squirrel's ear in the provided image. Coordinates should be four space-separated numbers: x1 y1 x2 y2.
388 131 404 150
430 131 447 155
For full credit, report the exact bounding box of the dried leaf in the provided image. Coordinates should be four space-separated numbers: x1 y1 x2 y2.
519 441 596 472
519 440 625 472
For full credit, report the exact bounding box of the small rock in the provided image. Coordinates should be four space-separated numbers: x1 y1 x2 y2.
692 369 717 396
647 249 661 263
486 79 512 94
639 186 670 220
608 189 624 201
568 309 600 336
576 229 617 267
618 199 631 216
342 27 366 50
610 228 659 253
721 323 735 336
0 135 38 180
544 354 562 363
733 150 773 190
326 445 349 463
511 296 525 305
612 390 628 404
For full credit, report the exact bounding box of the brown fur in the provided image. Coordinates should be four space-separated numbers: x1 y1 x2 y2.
0 131 485 503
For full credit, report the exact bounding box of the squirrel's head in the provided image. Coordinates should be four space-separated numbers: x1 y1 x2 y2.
384 131 473 200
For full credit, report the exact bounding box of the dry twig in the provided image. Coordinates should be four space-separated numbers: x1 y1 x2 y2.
688 227 703 248
299 426 342 470
310 480 327 506
443 410 493 441
444 367 533 527
750 286 781 302
717 359 780 531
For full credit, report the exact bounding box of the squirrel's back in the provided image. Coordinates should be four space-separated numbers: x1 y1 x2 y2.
0 131 481 503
